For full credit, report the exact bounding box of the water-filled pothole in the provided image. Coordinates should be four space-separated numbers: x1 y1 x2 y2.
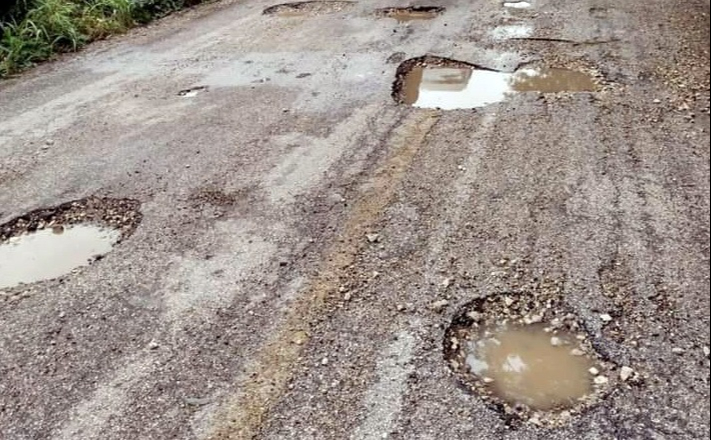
375 6 445 22
444 293 615 426
392 56 599 109
511 67 598 93
263 1 354 16
0 197 141 290
503 1 531 9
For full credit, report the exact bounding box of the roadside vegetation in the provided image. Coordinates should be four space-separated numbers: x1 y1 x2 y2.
0 0 206 77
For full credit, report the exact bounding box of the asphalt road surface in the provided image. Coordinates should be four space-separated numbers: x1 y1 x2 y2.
1 0 709 439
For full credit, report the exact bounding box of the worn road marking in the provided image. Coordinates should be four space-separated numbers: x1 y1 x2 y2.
351 331 416 440
207 110 440 440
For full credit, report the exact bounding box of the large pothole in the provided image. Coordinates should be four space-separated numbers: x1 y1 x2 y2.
443 292 616 427
0 197 141 290
375 6 445 22
392 56 600 109
263 1 355 16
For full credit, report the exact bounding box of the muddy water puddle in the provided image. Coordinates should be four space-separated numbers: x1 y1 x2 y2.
398 61 598 109
511 67 598 93
263 1 354 16
444 287 616 425
465 324 592 411
376 6 444 22
0 225 120 289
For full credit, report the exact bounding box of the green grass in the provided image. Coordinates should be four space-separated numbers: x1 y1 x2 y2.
0 0 206 77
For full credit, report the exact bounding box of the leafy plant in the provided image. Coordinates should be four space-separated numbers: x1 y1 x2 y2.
0 0 209 77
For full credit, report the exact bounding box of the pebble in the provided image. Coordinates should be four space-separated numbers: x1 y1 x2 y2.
588 367 600 375
148 340 159 350
430 299 449 313
653 98 661 103
366 233 380 243
503 296 515 307
570 348 585 356
184 397 211 406
321 357 329 366
599 313 613 323
593 375 609 385
525 314 543 324
441 278 452 288
620 366 634 381
550 336 563 346
703 346 710 357
672 347 685 354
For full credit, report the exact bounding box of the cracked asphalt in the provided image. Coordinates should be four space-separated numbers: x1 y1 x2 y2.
0 0 709 439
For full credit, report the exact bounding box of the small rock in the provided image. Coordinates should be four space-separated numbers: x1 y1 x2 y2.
672 347 685 354
653 98 661 103
703 346 710 357
620 366 634 382
588 367 600 375
441 278 452 288
466 311 482 321
338 286 347 293
503 296 515 307
599 313 613 323
430 299 449 313
593 375 609 385
184 397 211 406
483 377 495 383
321 357 329 366
45 139 55 146
148 340 159 350
570 348 585 356
550 336 563 346
366 233 380 243
525 314 543 324
343 291 352 301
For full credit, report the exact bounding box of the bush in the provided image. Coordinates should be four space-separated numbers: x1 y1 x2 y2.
0 0 206 77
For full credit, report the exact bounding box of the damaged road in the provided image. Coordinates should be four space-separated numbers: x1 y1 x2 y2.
0 0 709 439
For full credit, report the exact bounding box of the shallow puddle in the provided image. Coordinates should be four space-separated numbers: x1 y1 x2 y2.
376 6 444 22
465 324 592 410
503 1 531 8
399 62 598 109
0 225 120 289
403 66 512 109
511 67 598 93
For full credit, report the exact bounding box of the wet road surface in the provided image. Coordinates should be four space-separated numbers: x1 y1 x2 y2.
1 0 709 438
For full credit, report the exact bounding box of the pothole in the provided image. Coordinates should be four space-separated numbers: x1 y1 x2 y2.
392 56 600 109
0 197 141 290
443 293 616 427
375 6 445 22
511 67 598 93
262 1 355 16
